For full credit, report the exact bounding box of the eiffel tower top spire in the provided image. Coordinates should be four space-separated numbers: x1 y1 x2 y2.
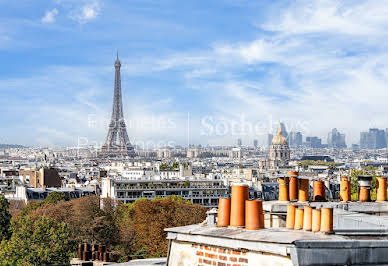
115 50 121 68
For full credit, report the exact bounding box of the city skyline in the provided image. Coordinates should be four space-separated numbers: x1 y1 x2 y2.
2 2 388 265
2 1 388 146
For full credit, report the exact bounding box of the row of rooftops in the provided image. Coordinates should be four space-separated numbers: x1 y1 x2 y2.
18 186 97 201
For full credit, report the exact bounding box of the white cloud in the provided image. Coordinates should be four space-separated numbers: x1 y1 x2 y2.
69 0 101 24
41 8 59 24
0 65 109 146
262 0 388 36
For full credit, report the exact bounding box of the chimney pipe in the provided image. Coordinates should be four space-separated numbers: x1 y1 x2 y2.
340 176 351 202
245 199 264 230
298 178 309 202
286 204 296 229
230 184 248 227
313 180 326 201
217 198 231 227
376 176 387 202
278 176 289 201
288 171 299 201
294 207 304 230
312 208 321 232
303 206 313 231
358 175 372 202
320 207 333 233
77 244 83 259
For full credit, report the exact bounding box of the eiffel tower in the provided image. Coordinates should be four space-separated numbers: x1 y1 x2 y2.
100 53 135 157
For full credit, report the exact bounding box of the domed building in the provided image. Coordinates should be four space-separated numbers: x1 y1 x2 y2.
259 122 290 170
269 123 290 163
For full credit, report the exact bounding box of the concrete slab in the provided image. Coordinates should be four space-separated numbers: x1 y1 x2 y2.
166 224 346 245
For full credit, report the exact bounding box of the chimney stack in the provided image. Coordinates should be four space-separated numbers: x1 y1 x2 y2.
288 171 299 201
278 176 289 201
376 176 387 202
358 175 372 202
340 176 351 202
230 184 249 227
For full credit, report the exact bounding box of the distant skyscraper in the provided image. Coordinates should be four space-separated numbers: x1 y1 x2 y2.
305 136 322 148
237 138 242 147
267 134 273 147
289 132 303 147
360 132 369 149
386 129 388 147
253 139 258 148
327 128 346 148
351 144 360 150
376 129 386 148
101 54 135 157
360 128 387 149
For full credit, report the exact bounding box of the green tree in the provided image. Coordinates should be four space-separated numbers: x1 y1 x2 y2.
172 162 179 169
350 169 378 201
30 196 119 246
298 160 338 168
2 194 205 263
0 216 75 265
350 170 362 201
0 195 11 240
44 191 69 204
159 163 170 170
19 201 43 217
115 196 206 258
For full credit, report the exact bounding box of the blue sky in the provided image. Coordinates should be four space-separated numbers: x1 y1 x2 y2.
1 0 388 147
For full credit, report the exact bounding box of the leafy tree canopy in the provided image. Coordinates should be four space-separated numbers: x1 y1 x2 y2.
0 215 75 266
115 196 206 258
350 168 378 201
159 163 170 170
2 195 206 263
298 160 338 168
0 195 11 240
172 162 179 169
44 191 69 204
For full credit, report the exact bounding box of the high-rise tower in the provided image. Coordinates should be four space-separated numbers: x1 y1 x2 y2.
101 53 135 157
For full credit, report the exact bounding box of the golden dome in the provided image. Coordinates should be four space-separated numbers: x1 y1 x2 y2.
272 123 288 145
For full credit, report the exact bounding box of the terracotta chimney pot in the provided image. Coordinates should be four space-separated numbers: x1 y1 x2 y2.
286 204 296 229
288 171 299 201
340 176 351 202
294 207 304 230
313 180 326 201
298 178 309 202
303 206 313 231
217 198 231 227
312 208 321 232
320 207 333 233
278 176 289 201
245 200 264 230
376 177 387 202
230 185 249 227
